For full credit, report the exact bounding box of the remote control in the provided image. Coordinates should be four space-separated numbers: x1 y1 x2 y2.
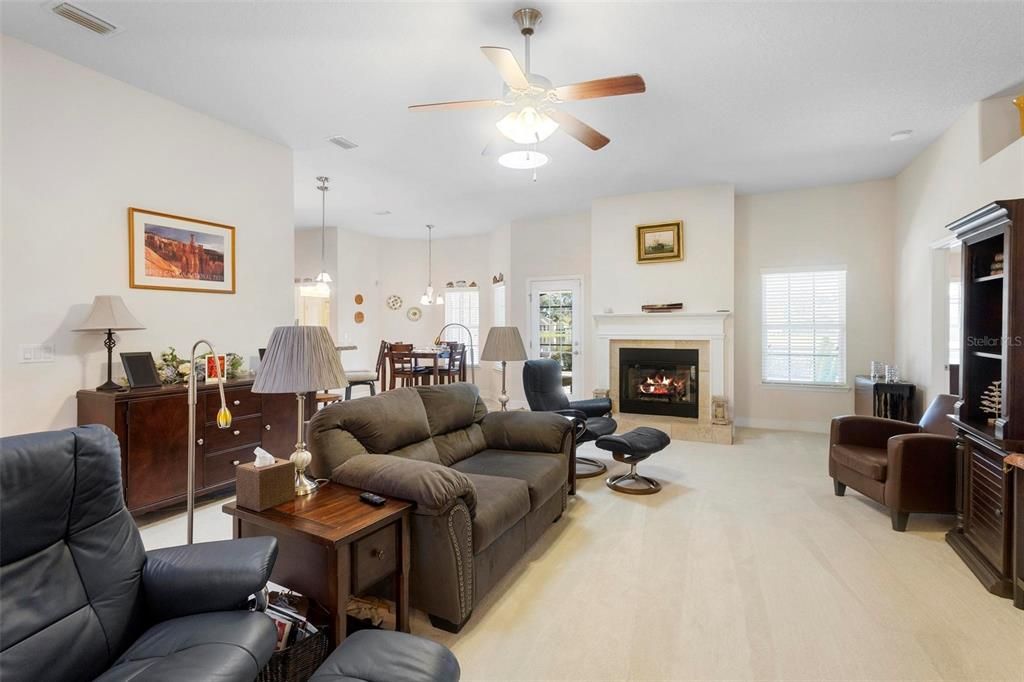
359 491 387 506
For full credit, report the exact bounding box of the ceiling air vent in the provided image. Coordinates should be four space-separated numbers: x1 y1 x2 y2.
51 2 118 35
327 135 358 151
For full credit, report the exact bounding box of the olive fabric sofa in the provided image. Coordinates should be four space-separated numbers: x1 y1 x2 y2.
307 383 574 633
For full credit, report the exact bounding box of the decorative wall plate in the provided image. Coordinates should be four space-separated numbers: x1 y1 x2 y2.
406 306 422 322
386 295 403 310
354 293 364 305
354 311 365 324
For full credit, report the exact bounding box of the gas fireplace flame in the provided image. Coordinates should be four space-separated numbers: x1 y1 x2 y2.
638 372 688 396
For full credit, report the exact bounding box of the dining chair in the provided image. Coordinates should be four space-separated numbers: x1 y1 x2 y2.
388 343 429 389
344 340 388 399
439 343 466 384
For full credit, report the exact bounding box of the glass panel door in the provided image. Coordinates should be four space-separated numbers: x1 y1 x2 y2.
529 278 582 399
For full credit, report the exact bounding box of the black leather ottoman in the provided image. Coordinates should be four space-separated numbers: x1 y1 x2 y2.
595 427 670 495
309 630 460 682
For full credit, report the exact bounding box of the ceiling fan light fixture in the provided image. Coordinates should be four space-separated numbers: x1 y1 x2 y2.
496 107 558 144
498 150 549 170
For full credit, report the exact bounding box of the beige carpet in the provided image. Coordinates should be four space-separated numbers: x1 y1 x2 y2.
139 429 1024 681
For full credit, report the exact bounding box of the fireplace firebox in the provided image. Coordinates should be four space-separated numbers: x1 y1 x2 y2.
618 348 699 418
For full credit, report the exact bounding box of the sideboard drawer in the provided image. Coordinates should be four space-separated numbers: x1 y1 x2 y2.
204 416 262 454
204 447 248 488
207 387 261 422
352 525 397 593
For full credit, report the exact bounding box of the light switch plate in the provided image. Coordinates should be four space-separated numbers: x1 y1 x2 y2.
19 344 55 363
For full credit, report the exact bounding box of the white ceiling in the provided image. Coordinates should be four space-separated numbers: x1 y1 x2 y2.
2 1 1022 238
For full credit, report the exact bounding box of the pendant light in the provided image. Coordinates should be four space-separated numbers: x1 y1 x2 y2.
301 176 332 298
420 224 444 306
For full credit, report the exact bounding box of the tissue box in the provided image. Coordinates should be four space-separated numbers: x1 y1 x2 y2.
236 458 295 511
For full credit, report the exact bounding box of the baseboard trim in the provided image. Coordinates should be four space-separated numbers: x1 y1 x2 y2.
734 416 829 434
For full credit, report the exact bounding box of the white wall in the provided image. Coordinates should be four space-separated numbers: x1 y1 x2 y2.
734 180 896 432
0 37 295 436
894 100 1023 414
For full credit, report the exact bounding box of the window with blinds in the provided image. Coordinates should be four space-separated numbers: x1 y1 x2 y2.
443 289 480 360
762 268 847 386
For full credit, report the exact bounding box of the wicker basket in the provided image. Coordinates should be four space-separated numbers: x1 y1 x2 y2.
256 625 330 682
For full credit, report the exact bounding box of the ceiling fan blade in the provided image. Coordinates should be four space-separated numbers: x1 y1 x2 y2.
480 46 530 90
409 99 502 111
553 74 646 101
547 109 610 150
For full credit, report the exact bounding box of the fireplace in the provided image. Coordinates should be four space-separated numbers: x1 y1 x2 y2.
618 347 699 418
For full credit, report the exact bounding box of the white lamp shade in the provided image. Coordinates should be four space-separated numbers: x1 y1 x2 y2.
73 295 145 331
252 325 349 393
481 327 527 362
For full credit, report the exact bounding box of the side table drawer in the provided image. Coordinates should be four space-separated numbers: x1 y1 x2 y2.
352 525 397 593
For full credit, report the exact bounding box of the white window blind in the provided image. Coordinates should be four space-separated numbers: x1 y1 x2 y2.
762 269 847 386
493 284 507 327
443 289 480 358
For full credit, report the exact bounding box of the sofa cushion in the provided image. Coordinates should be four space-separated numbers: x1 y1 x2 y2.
433 424 487 467
308 388 432 473
460 473 530 553
831 444 888 481
94 611 276 682
416 384 486 437
453 450 566 509
388 439 442 463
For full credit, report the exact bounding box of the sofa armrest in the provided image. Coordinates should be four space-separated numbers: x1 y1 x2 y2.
334 454 477 517
143 537 277 622
569 397 612 418
885 434 957 513
829 415 920 450
480 411 573 454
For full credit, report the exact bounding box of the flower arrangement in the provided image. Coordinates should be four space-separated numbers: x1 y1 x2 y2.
156 347 245 384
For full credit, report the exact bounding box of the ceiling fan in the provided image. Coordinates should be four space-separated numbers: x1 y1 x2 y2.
408 7 645 156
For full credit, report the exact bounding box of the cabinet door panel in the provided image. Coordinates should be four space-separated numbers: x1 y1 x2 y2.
963 442 1009 573
261 393 300 458
126 395 202 510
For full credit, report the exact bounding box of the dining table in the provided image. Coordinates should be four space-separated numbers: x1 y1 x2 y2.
406 347 452 386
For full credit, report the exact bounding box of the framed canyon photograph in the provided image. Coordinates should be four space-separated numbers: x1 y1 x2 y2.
636 220 683 263
129 207 236 293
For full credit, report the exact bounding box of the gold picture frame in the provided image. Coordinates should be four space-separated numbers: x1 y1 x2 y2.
128 207 236 294
636 221 683 263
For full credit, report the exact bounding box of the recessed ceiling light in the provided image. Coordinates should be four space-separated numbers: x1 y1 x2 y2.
890 130 913 142
498 150 549 170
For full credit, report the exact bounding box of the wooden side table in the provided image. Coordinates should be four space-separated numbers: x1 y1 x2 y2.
223 484 412 646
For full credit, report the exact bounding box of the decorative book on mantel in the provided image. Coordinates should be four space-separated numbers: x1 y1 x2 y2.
641 302 684 313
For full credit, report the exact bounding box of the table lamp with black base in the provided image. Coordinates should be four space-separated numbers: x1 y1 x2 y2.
73 295 145 391
253 325 348 495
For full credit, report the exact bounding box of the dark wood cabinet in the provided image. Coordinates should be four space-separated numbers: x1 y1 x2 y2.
946 199 1023 599
77 379 314 515
854 376 916 422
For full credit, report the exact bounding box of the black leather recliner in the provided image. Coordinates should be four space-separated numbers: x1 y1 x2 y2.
0 425 279 682
523 358 617 478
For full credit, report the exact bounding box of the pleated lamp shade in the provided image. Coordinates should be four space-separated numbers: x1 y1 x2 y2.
252 325 348 393
481 327 527 362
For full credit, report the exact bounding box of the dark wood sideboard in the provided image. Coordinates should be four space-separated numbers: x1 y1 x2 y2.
78 379 314 515
945 200 1023 598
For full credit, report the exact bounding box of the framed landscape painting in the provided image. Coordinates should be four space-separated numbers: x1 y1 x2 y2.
636 221 683 263
129 208 236 294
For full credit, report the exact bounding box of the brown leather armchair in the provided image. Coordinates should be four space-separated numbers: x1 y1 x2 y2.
829 394 958 531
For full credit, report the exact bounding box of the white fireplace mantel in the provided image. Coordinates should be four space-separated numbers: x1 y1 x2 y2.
593 311 731 397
